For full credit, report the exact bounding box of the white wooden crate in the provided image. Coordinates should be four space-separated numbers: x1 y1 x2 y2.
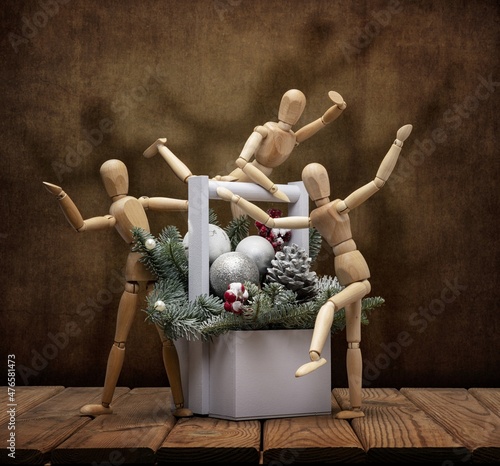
178 176 313 416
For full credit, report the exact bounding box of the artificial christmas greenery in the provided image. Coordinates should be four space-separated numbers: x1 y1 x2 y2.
131 209 384 341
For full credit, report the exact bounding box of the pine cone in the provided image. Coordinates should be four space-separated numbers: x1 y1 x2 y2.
265 243 318 302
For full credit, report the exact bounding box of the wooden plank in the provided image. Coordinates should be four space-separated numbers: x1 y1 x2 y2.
334 387 468 463
469 388 500 417
52 387 177 464
262 393 365 464
402 387 500 463
0 386 65 424
1 386 129 464
157 416 261 464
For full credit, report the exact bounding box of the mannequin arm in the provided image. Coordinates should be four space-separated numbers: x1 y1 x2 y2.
236 128 266 164
43 182 116 232
139 196 188 212
336 124 413 214
216 187 309 228
295 91 347 144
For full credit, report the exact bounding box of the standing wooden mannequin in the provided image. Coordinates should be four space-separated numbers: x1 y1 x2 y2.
43 159 192 417
217 124 413 419
144 89 346 215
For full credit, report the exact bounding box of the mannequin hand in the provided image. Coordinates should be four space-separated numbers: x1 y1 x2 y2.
328 90 346 110
43 182 64 197
217 186 238 203
395 124 413 146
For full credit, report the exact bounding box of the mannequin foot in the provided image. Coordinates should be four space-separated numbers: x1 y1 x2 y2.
80 403 113 416
335 409 364 420
295 358 327 377
173 407 193 418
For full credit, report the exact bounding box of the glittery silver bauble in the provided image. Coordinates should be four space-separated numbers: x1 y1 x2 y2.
183 224 232 264
236 235 276 275
209 251 260 298
145 238 156 250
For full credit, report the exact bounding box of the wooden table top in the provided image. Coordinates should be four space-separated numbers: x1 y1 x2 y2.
1 386 499 464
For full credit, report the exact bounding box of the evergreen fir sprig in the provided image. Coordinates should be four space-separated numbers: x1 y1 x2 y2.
209 207 220 226
144 279 224 341
198 312 255 339
132 225 188 288
314 275 344 303
309 227 322 264
156 226 189 287
144 277 198 340
224 215 250 250
361 296 385 325
148 300 203 341
259 282 297 307
130 227 161 277
193 294 225 321
253 300 319 330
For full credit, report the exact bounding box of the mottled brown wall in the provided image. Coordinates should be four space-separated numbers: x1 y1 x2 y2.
1 0 498 391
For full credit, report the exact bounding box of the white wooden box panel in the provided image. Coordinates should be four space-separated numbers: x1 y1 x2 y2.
208 329 331 420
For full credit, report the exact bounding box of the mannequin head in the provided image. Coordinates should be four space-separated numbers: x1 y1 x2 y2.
100 159 129 198
278 89 306 126
302 163 331 206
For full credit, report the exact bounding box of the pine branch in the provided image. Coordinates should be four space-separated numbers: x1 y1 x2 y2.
131 227 161 277
224 215 250 250
146 301 203 341
209 207 220 226
361 296 385 325
193 294 225 320
199 312 255 339
156 226 189 285
309 227 323 264
131 226 187 290
256 300 319 330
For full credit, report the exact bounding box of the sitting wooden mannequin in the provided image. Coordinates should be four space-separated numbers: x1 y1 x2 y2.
217 124 413 419
43 159 193 418
143 89 346 216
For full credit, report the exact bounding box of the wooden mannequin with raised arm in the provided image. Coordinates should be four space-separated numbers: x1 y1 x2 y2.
217 124 413 419
43 159 193 418
144 89 346 213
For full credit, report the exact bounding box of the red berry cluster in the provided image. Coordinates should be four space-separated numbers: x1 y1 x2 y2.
255 208 292 252
223 282 249 315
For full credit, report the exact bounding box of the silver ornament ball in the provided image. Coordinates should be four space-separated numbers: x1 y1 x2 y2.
236 235 276 275
209 251 260 298
183 224 232 264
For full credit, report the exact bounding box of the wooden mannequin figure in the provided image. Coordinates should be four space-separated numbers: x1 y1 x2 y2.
143 89 346 216
43 159 193 418
217 124 413 419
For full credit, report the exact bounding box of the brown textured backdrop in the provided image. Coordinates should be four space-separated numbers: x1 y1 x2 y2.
1 0 498 392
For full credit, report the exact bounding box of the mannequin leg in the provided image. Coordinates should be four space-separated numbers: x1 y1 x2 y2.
295 280 370 377
80 282 138 415
155 325 193 418
295 301 333 376
336 300 364 419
